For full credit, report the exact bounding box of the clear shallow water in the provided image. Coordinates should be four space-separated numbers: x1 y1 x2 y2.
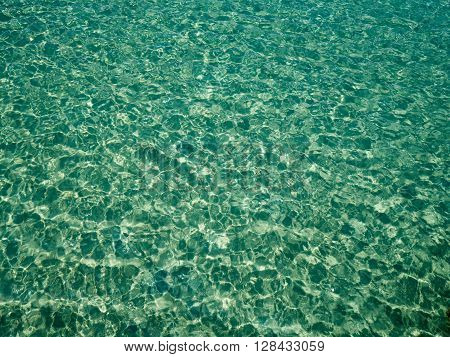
0 0 448 336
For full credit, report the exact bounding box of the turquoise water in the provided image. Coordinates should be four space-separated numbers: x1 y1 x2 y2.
0 0 448 336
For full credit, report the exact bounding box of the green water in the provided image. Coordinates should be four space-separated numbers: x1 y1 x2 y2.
0 0 448 337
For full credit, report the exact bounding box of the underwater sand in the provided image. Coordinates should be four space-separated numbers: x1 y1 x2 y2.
0 0 448 336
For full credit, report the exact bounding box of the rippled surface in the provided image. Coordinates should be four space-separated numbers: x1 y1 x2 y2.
0 0 449 336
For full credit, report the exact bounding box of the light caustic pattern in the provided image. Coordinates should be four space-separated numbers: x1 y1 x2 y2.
0 0 448 336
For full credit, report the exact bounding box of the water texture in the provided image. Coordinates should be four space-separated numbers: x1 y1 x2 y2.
0 0 448 336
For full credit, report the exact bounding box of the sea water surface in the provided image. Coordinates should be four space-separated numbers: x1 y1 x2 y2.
0 0 448 336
